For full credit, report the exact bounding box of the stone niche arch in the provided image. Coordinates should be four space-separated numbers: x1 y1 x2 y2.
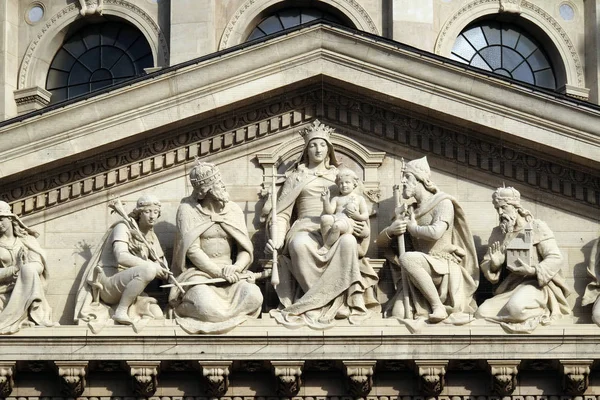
434 0 587 98
17 0 169 92
219 0 379 51
255 121 386 214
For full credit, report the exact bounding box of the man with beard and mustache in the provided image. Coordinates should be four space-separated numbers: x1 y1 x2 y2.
378 157 479 325
475 186 571 333
168 161 263 333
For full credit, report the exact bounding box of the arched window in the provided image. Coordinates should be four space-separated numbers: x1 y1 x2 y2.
246 7 345 41
450 21 556 90
46 21 153 104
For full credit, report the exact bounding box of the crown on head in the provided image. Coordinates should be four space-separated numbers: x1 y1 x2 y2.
189 159 222 188
299 119 335 144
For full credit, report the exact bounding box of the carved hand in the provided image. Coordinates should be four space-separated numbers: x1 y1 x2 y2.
387 219 407 237
488 241 506 267
507 257 536 276
153 263 169 280
406 212 418 235
345 208 359 219
320 187 330 201
265 238 284 255
222 265 240 283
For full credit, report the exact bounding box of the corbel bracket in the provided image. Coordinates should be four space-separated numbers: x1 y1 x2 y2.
271 360 304 397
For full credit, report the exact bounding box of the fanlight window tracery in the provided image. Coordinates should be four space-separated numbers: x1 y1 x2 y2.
450 21 556 90
46 21 153 104
246 8 344 41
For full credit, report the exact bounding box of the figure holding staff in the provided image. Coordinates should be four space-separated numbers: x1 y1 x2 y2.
378 157 479 324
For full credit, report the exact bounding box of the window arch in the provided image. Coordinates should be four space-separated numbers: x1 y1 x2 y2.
46 21 153 103
450 21 556 90
245 6 352 42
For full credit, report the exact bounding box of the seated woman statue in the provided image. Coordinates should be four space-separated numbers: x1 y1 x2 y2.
75 195 168 332
264 120 380 329
0 201 54 334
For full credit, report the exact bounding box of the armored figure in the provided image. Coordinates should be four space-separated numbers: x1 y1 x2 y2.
476 186 571 333
378 157 479 325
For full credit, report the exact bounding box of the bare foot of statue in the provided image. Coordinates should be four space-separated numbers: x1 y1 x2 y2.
428 305 448 323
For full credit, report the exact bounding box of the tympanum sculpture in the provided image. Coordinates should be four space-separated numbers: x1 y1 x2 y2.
264 120 379 329
378 157 479 326
0 201 55 333
167 161 263 333
582 236 600 326
75 195 167 332
475 186 571 333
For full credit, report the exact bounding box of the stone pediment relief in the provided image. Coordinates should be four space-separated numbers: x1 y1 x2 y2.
255 124 386 210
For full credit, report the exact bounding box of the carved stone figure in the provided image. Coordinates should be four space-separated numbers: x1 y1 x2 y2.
74 195 167 332
581 236 600 325
168 161 263 333
378 157 479 325
0 201 54 334
78 0 103 16
319 167 370 253
475 187 571 333
264 120 380 329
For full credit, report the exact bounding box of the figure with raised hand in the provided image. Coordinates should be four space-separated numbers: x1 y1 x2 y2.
319 168 370 254
378 157 479 325
167 161 263 333
0 201 54 334
475 186 571 333
75 195 168 331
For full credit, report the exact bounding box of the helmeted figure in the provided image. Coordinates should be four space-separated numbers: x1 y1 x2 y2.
0 201 54 334
476 187 571 333
378 157 479 325
168 161 263 333
264 120 379 329
75 195 167 332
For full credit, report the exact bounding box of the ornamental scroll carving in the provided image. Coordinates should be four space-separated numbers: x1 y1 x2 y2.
272 361 304 397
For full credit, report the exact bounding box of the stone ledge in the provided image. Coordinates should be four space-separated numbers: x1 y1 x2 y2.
0 318 598 361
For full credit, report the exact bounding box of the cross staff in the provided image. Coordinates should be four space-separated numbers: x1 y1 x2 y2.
269 164 287 288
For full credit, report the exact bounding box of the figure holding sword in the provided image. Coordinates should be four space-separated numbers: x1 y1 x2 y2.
167 161 263 333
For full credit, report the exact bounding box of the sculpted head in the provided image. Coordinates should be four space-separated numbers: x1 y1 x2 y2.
0 201 38 238
129 195 161 228
189 161 229 205
492 186 532 233
299 120 339 168
336 168 359 195
402 156 438 198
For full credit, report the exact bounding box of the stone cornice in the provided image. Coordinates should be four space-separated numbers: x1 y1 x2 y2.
0 321 599 361
0 24 597 181
1 85 597 221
